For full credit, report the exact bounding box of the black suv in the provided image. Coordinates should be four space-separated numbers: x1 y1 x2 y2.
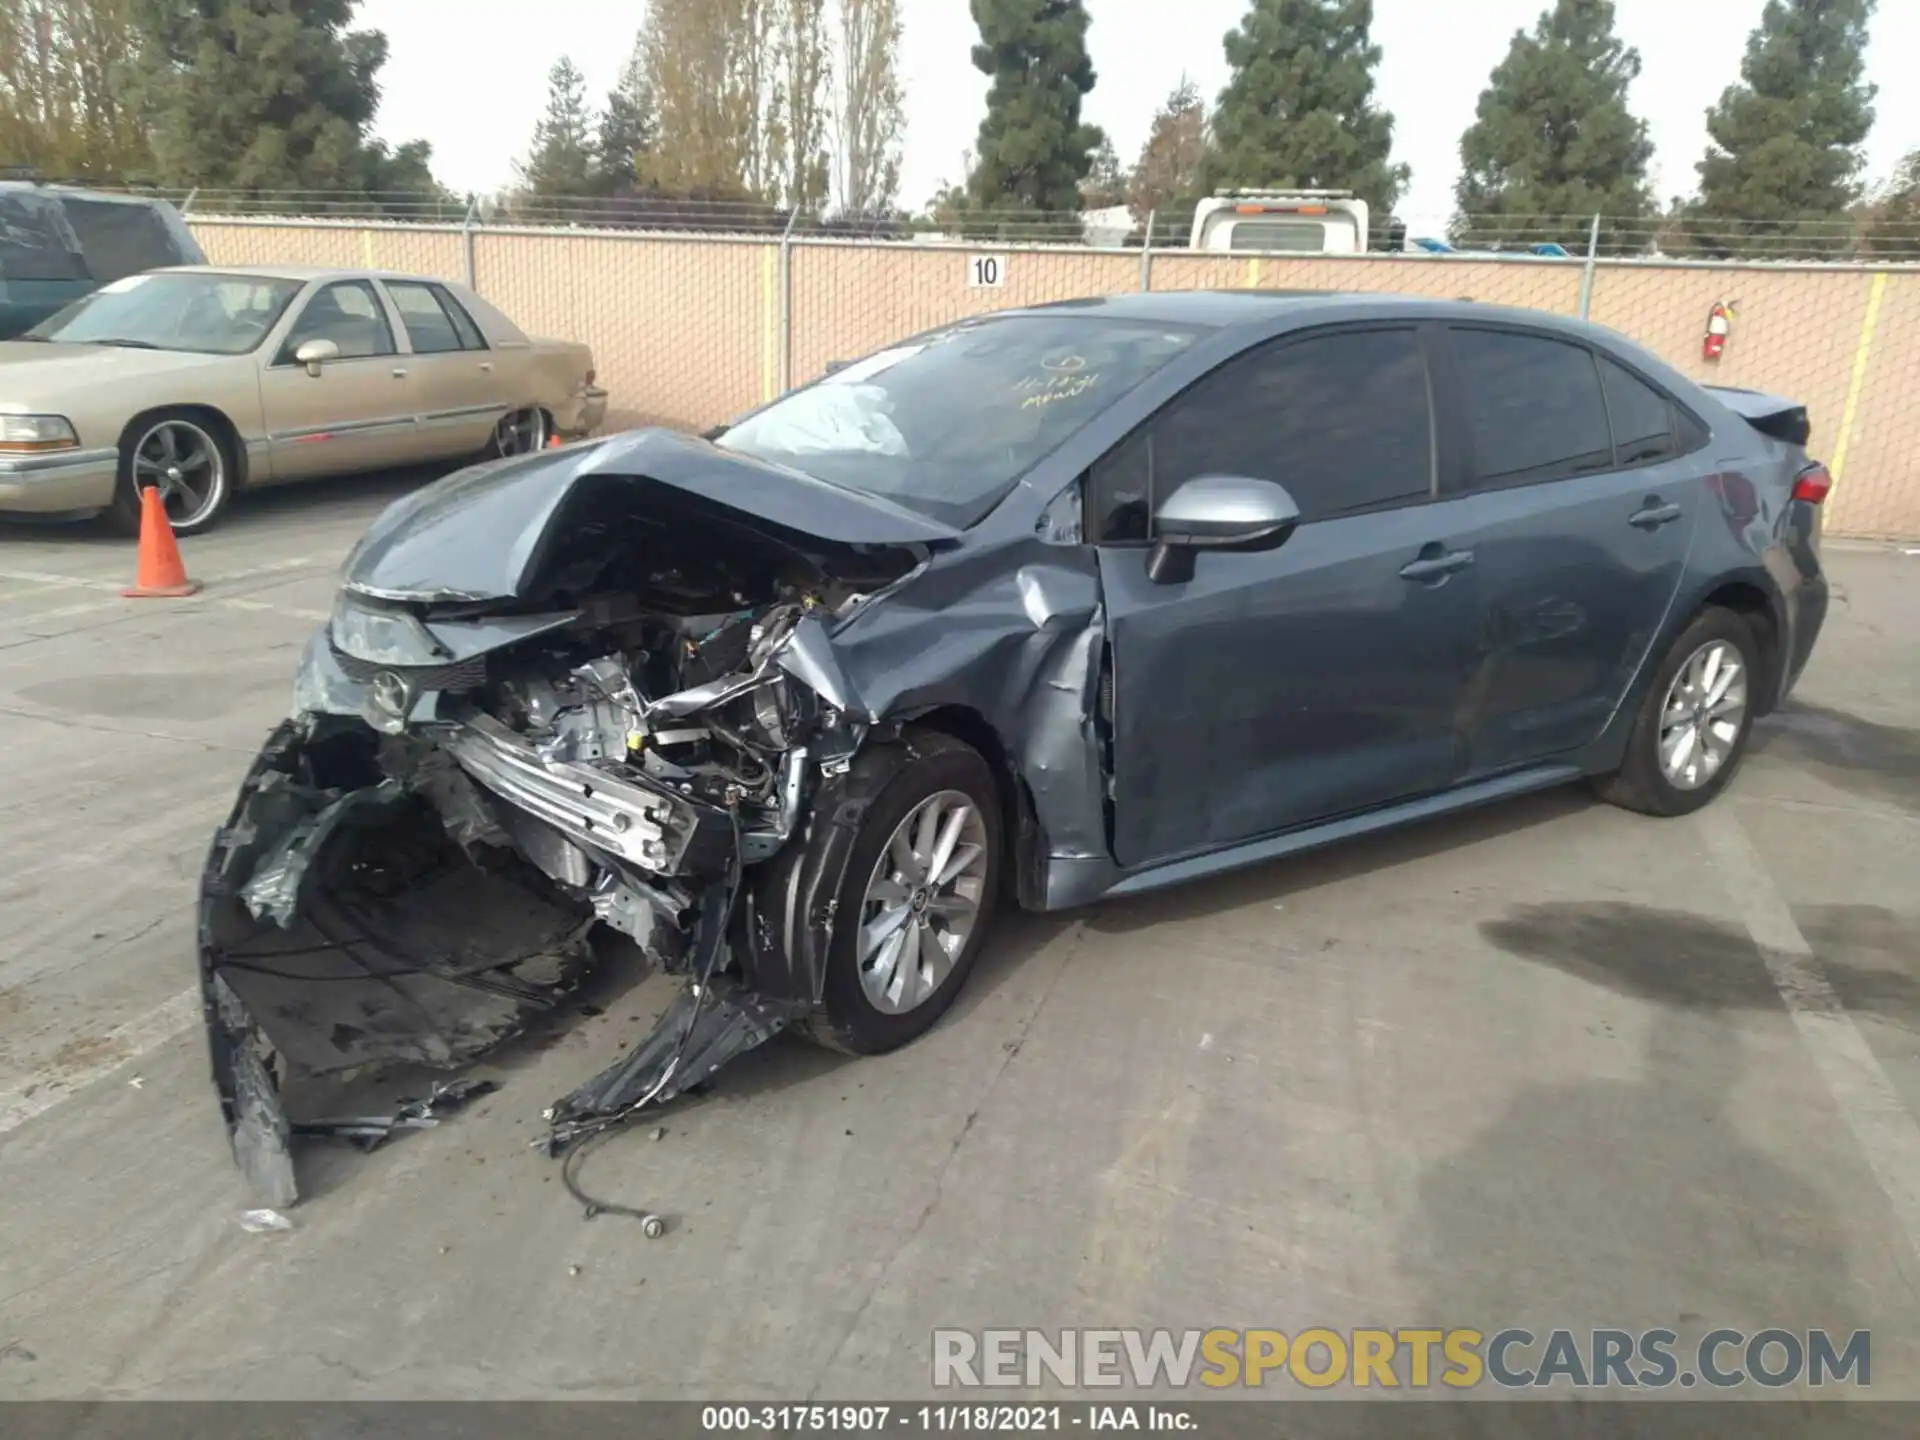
0 182 207 339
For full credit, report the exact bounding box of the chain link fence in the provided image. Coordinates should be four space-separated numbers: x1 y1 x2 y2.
182 203 1920 541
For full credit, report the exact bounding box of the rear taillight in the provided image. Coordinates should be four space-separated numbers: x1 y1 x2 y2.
584 368 596 387
1792 463 1832 504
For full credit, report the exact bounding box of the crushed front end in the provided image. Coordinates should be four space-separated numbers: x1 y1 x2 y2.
199 442 938 1205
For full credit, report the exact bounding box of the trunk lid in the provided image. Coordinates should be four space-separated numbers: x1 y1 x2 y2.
1705 384 1812 449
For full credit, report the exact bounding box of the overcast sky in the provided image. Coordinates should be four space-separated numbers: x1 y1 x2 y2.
358 0 1919 227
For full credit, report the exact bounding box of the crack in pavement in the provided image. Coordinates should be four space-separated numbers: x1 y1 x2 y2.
804 920 1089 1401
0 704 253 755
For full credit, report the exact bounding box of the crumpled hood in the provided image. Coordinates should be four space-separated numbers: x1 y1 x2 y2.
342 427 959 603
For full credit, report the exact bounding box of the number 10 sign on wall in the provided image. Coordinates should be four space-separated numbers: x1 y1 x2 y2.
968 255 1007 289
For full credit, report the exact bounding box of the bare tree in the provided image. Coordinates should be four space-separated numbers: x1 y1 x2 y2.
832 0 903 216
640 0 753 197
642 0 824 207
776 0 831 212
1 0 146 179
1127 75 1208 227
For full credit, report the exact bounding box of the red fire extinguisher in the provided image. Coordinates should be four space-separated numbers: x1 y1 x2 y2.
1703 300 1735 362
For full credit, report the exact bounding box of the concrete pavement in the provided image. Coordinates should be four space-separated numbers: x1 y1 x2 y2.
1 487 1918 1402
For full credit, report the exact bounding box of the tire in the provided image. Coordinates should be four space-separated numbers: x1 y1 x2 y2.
105 409 235 537
806 731 1003 1056
1595 606 1763 817
479 406 548 463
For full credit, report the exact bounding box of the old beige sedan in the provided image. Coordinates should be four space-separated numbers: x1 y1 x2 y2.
0 265 608 534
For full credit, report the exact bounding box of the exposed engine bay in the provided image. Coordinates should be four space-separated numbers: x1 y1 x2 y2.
199 467 933 1210
198 428 1115 1216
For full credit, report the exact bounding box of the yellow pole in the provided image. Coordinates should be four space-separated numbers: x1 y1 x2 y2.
1829 271 1889 485
762 245 779 402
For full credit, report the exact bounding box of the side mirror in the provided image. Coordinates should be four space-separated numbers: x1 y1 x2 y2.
294 337 340 377
1146 474 1301 585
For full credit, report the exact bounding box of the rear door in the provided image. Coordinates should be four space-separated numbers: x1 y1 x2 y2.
379 279 510 458
1440 326 1703 775
1096 324 1484 867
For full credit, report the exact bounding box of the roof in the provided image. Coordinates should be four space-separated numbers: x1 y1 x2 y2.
0 182 174 207
1006 289 1462 328
150 263 465 286
1001 288 1599 338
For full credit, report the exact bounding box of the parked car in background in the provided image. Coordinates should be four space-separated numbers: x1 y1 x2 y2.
0 264 608 534
198 291 1830 1204
0 182 205 339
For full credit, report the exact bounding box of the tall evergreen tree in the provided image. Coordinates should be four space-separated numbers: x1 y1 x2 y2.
1693 0 1876 250
124 0 437 202
967 0 1103 215
1207 0 1408 219
518 57 596 198
1454 0 1654 251
591 41 656 196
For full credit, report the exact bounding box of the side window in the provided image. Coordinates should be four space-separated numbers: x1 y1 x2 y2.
1451 328 1612 487
1089 327 1433 542
1598 355 1677 466
434 285 488 349
385 280 465 354
276 280 395 363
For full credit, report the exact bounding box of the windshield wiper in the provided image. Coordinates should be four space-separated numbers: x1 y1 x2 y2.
89 337 162 350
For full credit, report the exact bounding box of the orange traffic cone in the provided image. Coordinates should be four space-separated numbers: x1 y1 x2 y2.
123 484 202 598
546 432 564 449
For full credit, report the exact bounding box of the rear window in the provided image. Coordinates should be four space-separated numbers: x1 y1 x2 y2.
0 190 87 282
57 196 197 282
1227 220 1330 253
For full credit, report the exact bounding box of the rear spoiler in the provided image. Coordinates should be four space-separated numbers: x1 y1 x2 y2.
1704 384 1811 449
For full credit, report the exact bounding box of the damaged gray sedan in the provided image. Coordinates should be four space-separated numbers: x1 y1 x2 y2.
201 292 1830 1204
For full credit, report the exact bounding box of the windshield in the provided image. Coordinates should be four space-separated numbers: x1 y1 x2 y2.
717 314 1202 527
24 271 303 355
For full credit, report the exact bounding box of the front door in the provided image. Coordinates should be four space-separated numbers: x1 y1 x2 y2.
1439 328 1703 775
258 279 420 480
1091 325 1480 869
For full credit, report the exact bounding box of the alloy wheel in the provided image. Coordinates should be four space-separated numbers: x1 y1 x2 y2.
857 790 990 1015
1657 638 1748 790
132 419 225 529
492 407 547 458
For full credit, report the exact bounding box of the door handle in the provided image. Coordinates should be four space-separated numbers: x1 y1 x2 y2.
1399 546 1475 582
479 362 493 372
391 367 409 379
1630 499 1683 529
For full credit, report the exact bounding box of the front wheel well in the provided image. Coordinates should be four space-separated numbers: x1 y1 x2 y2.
118 404 249 487
901 705 1046 910
1697 581 1780 713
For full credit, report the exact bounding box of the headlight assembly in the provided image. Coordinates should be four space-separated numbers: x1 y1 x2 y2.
329 591 448 667
0 414 79 453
